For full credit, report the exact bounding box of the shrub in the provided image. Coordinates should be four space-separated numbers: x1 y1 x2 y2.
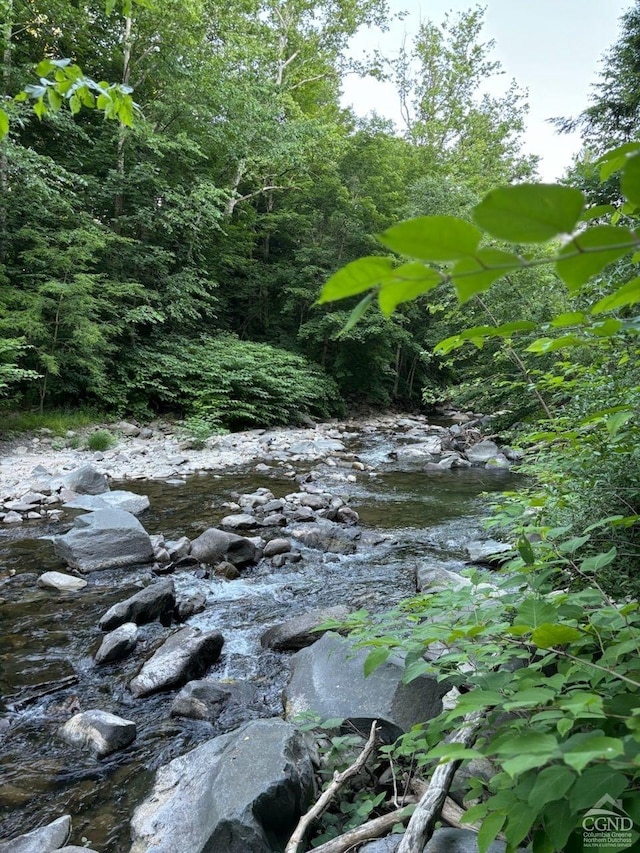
85 428 115 451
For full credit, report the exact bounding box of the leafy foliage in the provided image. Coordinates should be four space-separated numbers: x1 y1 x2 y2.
122 334 344 428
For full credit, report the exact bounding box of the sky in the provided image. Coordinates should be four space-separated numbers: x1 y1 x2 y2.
341 0 632 180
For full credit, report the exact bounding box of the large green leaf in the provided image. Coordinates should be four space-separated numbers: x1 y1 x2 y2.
555 225 634 291
561 732 624 772
527 765 576 810
377 263 442 315
621 152 640 206
514 599 558 628
477 812 505 853
591 277 640 314
377 216 482 261
0 108 8 140
318 256 393 304
597 141 640 180
531 623 582 648
473 184 584 243
569 766 628 811
451 249 521 303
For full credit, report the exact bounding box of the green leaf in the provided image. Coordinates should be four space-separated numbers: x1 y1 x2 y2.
514 599 558 628
607 411 633 436
580 547 617 573
363 647 390 677
525 334 583 353
503 687 556 710
33 99 46 120
550 311 586 328
597 141 640 179
477 812 506 853
426 743 485 761
531 623 582 648
555 226 634 291
318 257 393 304
569 766 628 811
504 806 538 849
340 293 374 335
581 204 616 222
447 690 504 717
592 277 640 314
0 108 7 140
517 535 535 565
621 152 640 206
473 184 584 243
562 734 624 772
377 216 482 262
47 87 63 112
541 799 574 850
450 249 521 303
377 263 442 315
527 765 576 810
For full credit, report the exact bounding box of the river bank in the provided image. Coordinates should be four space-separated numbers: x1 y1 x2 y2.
0 414 519 852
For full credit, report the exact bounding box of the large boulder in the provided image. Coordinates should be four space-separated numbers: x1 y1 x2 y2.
58 709 136 758
98 579 175 631
63 490 150 516
284 632 447 741
0 815 71 853
53 509 154 572
261 605 349 651
62 465 109 495
190 528 257 566
170 678 263 723
130 718 314 853
130 627 224 698
465 440 509 467
289 519 360 555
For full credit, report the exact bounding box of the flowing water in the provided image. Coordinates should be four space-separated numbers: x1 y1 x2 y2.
0 428 518 851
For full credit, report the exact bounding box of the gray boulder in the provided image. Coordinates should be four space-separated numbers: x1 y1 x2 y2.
359 840 400 853
0 815 71 853
37 571 88 592
170 678 262 722
284 632 447 741
63 490 150 516
261 605 349 651
62 465 109 495
221 513 259 531
466 539 512 564
263 538 292 558
130 718 314 853
58 848 99 852
58 709 136 758
424 827 515 853
465 440 508 466
98 579 175 631
190 527 257 566
53 509 154 572
415 565 471 593
95 622 138 664
289 519 360 554
130 627 224 698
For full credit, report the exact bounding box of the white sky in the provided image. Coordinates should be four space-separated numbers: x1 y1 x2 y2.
342 0 633 180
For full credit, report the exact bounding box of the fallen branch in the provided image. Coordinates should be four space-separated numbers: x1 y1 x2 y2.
285 720 379 853
309 807 411 853
396 710 484 853
410 780 479 832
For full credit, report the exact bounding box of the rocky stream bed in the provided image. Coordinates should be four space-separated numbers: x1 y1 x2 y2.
0 414 521 853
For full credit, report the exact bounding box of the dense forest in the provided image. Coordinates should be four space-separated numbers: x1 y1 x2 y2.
0 0 538 423
3 1 640 849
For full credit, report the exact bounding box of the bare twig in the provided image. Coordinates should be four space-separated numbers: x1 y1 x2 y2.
285 720 380 853
309 808 411 853
396 710 484 853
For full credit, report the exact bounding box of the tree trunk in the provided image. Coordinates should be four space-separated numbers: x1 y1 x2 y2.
0 0 13 263
114 12 133 229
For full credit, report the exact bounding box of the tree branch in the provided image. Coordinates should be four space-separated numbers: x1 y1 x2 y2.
396 710 484 853
285 720 380 853
309 808 411 853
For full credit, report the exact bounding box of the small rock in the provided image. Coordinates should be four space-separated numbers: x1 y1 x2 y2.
214 561 240 580
59 709 136 758
98 579 175 631
38 571 88 592
263 538 291 558
261 606 349 651
95 622 138 664
170 679 260 722
220 513 259 531
62 465 110 495
176 592 206 621
166 536 191 560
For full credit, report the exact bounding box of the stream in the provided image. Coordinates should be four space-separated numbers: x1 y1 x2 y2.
0 424 518 851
